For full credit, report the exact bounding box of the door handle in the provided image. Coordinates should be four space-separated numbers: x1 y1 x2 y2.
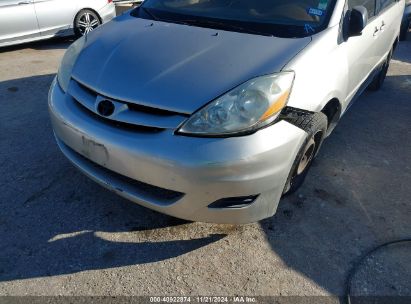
380 21 386 31
18 1 31 4
373 27 379 37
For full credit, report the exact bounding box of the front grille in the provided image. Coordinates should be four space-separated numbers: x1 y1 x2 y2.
67 78 188 130
72 97 164 134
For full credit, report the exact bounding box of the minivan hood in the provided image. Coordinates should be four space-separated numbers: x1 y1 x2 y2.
73 15 311 114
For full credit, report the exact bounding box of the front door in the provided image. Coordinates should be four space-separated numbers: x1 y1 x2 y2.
33 0 77 37
373 0 403 62
0 0 39 46
343 0 381 107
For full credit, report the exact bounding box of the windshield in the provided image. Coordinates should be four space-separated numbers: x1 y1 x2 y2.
135 0 337 38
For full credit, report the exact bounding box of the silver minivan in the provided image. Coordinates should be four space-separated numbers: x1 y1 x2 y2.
49 0 405 223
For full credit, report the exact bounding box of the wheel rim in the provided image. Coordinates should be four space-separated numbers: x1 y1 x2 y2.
77 12 100 35
296 137 316 175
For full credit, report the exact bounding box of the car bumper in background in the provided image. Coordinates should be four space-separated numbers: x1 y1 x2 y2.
98 3 116 23
48 78 307 223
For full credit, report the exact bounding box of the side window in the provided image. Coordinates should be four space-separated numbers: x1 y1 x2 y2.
377 0 395 13
347 0 376 18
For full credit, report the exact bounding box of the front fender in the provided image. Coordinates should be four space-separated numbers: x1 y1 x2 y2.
283 25 347 113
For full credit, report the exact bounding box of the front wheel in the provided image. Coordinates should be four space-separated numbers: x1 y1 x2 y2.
283 111 328 195
368 49 392 91
74 9 101 37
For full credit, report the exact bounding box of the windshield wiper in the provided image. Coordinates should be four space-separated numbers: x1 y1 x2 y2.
178 18 273 36
137 9 273 37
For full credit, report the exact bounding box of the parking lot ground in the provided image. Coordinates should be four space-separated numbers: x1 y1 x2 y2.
115 4 138 16
0 38 410 299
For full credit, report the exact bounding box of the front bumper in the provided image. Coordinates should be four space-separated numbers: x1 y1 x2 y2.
49 78 307 224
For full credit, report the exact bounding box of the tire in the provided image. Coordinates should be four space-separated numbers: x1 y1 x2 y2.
367 49 392 91
399 19 410 41
74 9 101 37
282 111 328 195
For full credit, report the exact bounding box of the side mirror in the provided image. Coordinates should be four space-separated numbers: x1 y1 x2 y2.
347 6 368 38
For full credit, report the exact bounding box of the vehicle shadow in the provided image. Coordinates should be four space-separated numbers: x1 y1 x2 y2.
0 74 225 282
260 72 411 295
0 36 73 54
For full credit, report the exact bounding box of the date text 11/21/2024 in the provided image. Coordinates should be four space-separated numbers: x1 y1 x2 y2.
149 296 257 303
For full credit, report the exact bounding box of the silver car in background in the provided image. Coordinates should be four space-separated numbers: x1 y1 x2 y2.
0 0 116 47
49 0 404 224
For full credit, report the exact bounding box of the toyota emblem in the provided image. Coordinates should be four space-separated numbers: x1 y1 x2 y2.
97 100 115 117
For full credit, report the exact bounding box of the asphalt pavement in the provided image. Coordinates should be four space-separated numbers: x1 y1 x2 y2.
0 36 410 299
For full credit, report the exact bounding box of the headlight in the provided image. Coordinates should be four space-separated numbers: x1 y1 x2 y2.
178 72 295 136
57 36 86 92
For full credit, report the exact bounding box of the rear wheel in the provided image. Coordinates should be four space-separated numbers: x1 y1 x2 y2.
368 49 392 91
74 9 101 37
283 112 328 195
400 19 410 41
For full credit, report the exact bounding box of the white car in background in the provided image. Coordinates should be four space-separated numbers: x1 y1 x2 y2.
0 0 116 47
